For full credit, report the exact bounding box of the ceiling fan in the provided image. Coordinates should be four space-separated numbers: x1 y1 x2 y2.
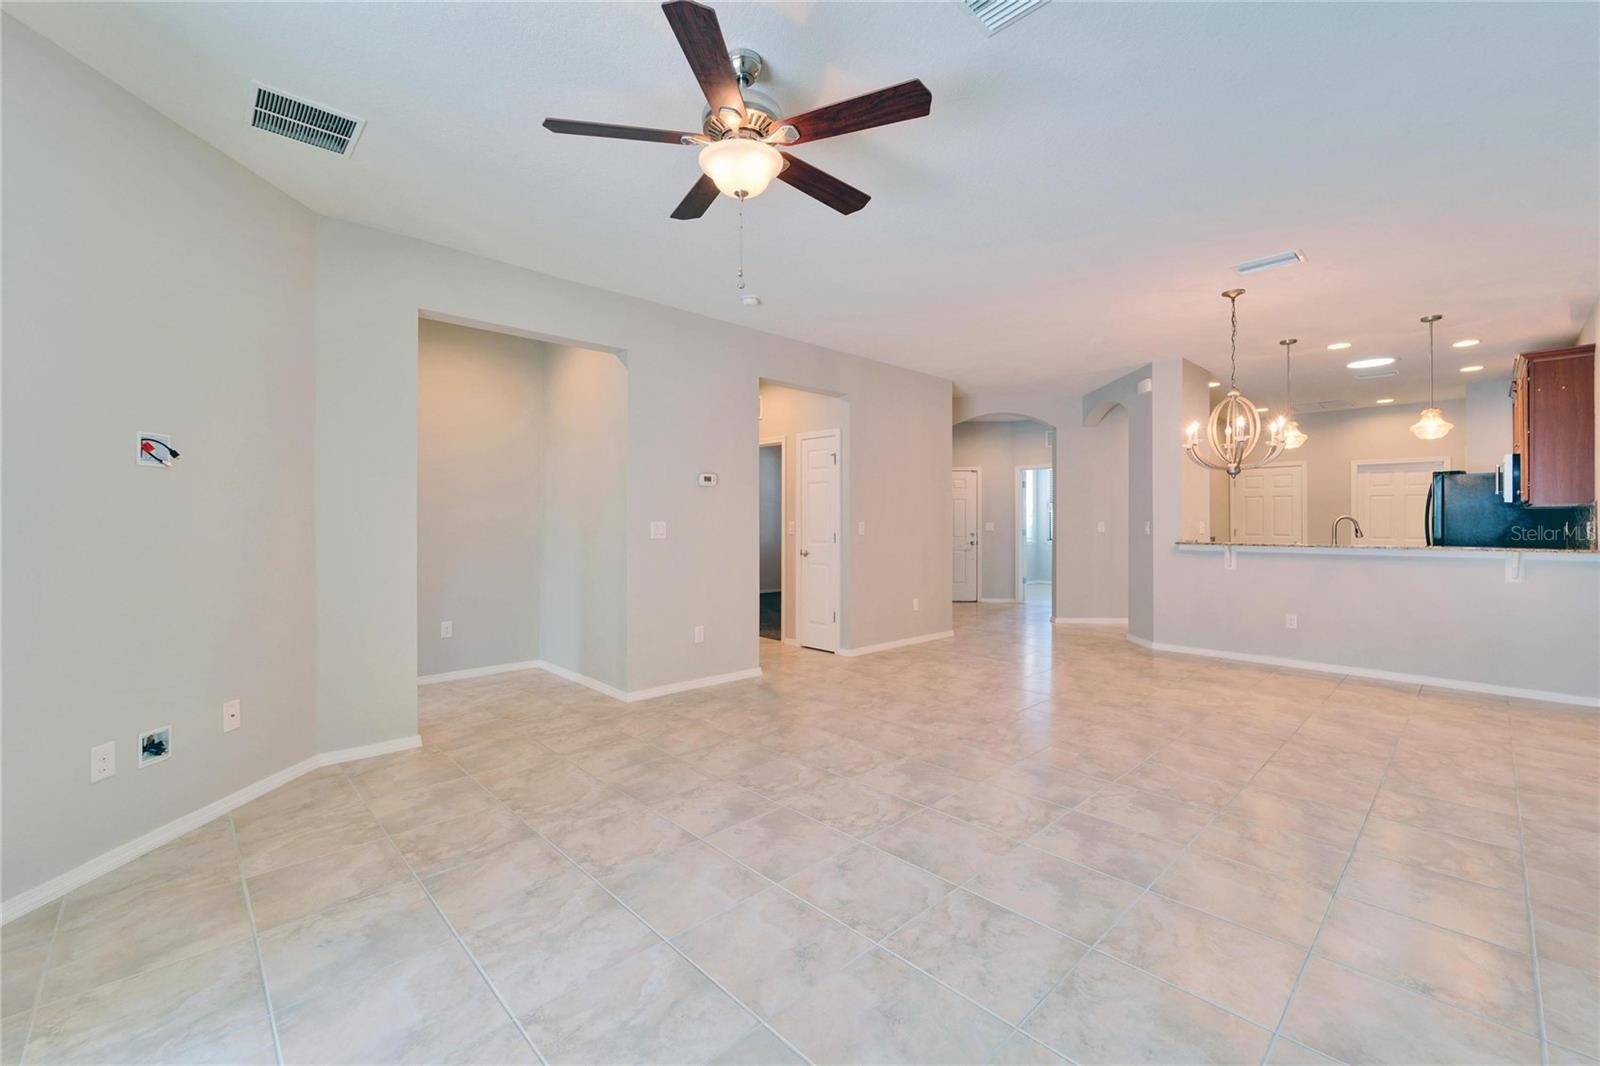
543 0 932 219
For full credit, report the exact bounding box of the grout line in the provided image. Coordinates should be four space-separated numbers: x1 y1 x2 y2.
1507 733 1552 1066
229 817 285 1066
14 896 66 1063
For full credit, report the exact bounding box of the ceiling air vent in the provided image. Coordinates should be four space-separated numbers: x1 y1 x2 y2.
965 0 1048 35
250 85 364 155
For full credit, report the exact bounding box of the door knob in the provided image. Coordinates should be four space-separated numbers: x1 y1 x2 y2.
799 549 810 557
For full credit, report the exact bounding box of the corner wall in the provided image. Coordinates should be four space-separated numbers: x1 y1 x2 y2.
2 20 318 899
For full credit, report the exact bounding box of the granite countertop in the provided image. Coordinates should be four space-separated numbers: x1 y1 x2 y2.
1176 540 1598 556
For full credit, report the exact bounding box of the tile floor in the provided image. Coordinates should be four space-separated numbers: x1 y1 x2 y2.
2 600 1596 1064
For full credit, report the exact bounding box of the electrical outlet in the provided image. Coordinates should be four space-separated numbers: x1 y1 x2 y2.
912 598 920 612
857 521 866 536
693 625 705 644
138 726 172 768
984 521 996 532
90 741 115 783
440 620 453 639
650 521 668 540
1285 613 1298 630
223 699 241 733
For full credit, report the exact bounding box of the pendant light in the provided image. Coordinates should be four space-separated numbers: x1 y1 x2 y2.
1279 338 1308 449
1410 313 1454 440
1184 289 1285 477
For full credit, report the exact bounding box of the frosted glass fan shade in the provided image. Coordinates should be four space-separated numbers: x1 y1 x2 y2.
698 138 783 199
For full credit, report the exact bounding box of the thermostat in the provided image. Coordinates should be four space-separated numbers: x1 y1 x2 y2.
698 472 718 487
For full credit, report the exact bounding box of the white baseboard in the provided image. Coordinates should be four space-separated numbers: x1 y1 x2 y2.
417 660 540 685
838 630 955 657
978 597 1017 604
1125 633 1598 708
626 667 763 702
0 733 423 924
1053 617 1129 625
533 660 630 701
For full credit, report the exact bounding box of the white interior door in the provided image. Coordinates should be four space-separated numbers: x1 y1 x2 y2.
1230 464 1305 544
951 468 979 602
1354 459 1445 546
798 431 841 651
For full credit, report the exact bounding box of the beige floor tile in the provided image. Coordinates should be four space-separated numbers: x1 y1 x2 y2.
244 838 411 934
884 889 1085 1023
39 880 252 1006
604 840 768 937
542 802 695 881
275 943 521 1064
257 881 456 1012
422 834 575 934
708 808 855 881
783 775 919 837
1098 894 1305 1027
606 756 715 804
768 948 1013 1064
229 770 358 833
1339 854 1529 951
1189 814 1351 890
652 781 774 836
1119 762 1241 809
987 1030 1069 1064
1 904 58 1017
934 783 1064 843
1026 810 1183 887
868 809 1015 883
492 763 617 827
342 748 466 799
1536 901 1600 974
62 820 239 915
2 1011 28 1066
1076 784 1213 845
523 942 755 1064
1265 1037 1342 1064
25 940 273 1065
1281 956 1540 1065
852 757 972 805
782 844 950 940
674 887 873 1019
1024 951 1272 1065
1227 787 1367 850
1316 897 1537 1032
233 803 385 879
708 1024 807 1065
363 775 500 835
1155 850 1332 946
1356 816 1524 892
984 758 1104 808
465 868 656 1017
387 804 533 878
965 846 1141 942
1542 957 1599 1058
1370 787 1522 850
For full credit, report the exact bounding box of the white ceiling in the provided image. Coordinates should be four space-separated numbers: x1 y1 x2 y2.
12 1 1597 405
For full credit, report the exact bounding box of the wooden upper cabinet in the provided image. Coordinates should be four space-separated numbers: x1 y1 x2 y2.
1514 344 1595 506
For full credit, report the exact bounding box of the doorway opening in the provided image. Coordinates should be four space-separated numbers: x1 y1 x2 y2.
1016 465 1053 604
758 439 783 640
758 380 847 653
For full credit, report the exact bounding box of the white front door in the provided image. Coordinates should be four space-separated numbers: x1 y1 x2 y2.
1354 459 1445 546
951 468 979 602
1230 464 1305 544
798 430 841 651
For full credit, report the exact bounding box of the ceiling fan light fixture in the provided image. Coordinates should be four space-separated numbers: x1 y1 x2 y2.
698 137 783 199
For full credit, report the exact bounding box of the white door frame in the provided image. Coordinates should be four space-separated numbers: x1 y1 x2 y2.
797 429 842 652
1349 456 1449 544
952 466 981 603
759 436 785 640
1014 464 1052 601
1229 460 1309 542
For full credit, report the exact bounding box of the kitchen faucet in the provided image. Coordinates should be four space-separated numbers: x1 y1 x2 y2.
1331 514 1364 545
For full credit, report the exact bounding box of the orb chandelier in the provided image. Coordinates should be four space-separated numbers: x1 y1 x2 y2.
1410 313 1454 440
1279 338 1308 449
1184 289 1285 478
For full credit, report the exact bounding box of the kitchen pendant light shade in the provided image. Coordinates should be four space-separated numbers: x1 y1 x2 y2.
1278 338 1307 450
698 138 783 199
1410 406 1454 440
1183 290 1284 477
1282 420 1308 449
1410 314 1453 440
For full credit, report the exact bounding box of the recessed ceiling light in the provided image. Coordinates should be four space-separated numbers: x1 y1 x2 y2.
1233 250 1306 276
1459 365 1484 373
1327 342 1352 351
1375 398 1395 405
1452 339 1480 348
1208 381 1221 389
1346 356 1397 370
1255 406 1269 413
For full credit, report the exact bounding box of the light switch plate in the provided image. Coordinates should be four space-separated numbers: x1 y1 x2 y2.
857 521 866 536
984 522 996 532
440 620 453 638
90 741 115 783
649 521 667 540
222 699 241 733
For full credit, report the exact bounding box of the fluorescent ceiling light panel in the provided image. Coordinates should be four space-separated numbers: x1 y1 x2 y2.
1346 356 1396 369
1452 339 1480 348
1327 342 1352 350
1375 398 1395 404
1233 249 1306 275
1459 364 1484 372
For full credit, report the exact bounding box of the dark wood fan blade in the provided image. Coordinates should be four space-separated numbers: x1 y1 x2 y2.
661 1 745 119
786 79 932 144
671 174 720 220
543 118 696 144
777 153 870 215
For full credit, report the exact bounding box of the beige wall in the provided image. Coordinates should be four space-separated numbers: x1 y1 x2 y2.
1464 377 1514 473
417 320 543 676
3 20 318 900
758 382 849 638
952 420 1053 602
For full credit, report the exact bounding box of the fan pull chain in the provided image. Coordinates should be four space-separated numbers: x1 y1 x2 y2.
736 196 745 292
